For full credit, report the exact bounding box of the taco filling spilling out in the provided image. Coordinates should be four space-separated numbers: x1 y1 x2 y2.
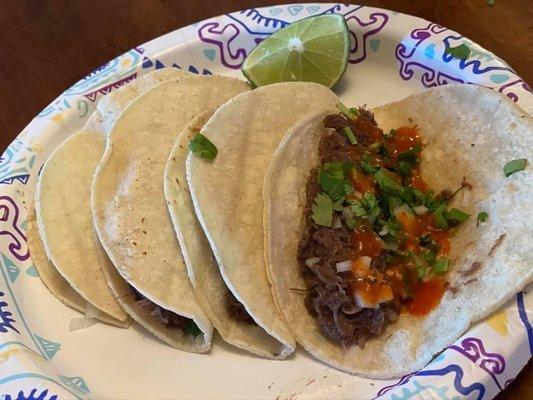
130 286 202 336
298 105 471 348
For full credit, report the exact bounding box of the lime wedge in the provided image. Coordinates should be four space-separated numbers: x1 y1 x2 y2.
241 14 350 88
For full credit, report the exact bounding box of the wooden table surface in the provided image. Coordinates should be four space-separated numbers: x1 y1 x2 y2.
0 0 531 398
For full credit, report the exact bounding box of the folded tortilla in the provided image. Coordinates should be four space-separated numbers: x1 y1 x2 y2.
264 84 533 377
186 82 339 358
165 110 294 357
32 68 188 329
97 67 190 132
92 76 251 352
35 111 130 326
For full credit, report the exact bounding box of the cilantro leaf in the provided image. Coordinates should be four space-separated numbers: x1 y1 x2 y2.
332 197 345 211
374 168 402 195
361 192 381 220
476 211 488 227
318 162 353 201
311 193 333 226
350 200 367 217
189 133 218 159
433 204 448 229
422 249 437 266
503 158 527 177
447 208 470 224
433 257 451 274
398 161 413 177
445 44 471 60
397 145 421 164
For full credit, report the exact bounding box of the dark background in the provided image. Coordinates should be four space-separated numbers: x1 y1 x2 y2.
0 1 531 398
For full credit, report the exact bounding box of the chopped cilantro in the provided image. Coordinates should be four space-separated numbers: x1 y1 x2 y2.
349 192 381 221
422 249 437 266
332 197 345 211
319 162 353 201
398 161 413 177
417 265 428 279
447 208 470 224
361 156 378 175
445 43 471 60
344 209 357 230
374 168 402 195
349 200 367 217
337 103 358 120
503 158 527 177
397 145 421 164
476 211 488 227
185 321 202 337
189 133 218 159
343 126 357 144
362 192 381 220
433 204 448 229
311 193 333 226
433 257 451 273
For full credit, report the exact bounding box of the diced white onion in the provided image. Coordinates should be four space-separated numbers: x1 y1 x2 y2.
393 203 414 220
332 216 342 229
305 257 320 267
335 260 353 273
378 226 389 236
413 205 428 215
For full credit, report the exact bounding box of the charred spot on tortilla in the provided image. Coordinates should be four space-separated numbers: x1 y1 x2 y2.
130 286 201 336
488 233 507 256
189 132 218 160
460 261 482 277
298 106 471 348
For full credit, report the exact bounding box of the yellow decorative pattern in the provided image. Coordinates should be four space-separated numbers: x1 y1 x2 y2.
487 309 508 336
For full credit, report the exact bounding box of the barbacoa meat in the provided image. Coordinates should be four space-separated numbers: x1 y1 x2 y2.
225 290 256 324
131 286 198 331
298 110 399 348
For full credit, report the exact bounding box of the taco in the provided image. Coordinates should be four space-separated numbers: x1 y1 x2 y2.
186 82 339 358
92 75 250 352
264 84 532 377
32 68 189 330
35 111 129 327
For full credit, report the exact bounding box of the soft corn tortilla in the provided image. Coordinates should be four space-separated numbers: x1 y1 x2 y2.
165 110 287 358
97 68 189 132
27 209 86 314
28 209 130 327
92 76 250 352
35 111 129 326
264 84 533 377
32 69 190 333
186 82 339 358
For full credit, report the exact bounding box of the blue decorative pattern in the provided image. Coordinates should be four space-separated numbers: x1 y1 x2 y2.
0 291 18 334
4 389 58 400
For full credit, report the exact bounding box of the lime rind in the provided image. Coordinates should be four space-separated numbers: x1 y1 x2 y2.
242 14 350 88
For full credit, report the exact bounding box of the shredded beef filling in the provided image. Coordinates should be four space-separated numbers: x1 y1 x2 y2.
130 286 200 333
225 290 256 324
298 110 399 348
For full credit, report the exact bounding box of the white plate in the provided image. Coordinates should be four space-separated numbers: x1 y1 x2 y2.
0 4 531 399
